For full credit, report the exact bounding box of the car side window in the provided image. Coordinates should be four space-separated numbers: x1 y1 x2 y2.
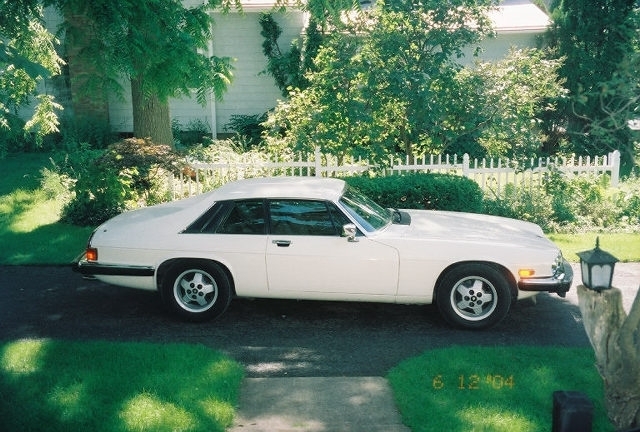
269 200 342 236
216 200 266 234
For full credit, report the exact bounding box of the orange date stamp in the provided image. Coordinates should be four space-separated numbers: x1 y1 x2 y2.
432 374 515 390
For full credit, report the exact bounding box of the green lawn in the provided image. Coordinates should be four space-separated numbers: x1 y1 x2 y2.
388 346 613 432
549 232 640 262
0 152 93 264
0 339 244 432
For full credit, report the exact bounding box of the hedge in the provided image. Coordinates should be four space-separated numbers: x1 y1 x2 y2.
344 173 483 213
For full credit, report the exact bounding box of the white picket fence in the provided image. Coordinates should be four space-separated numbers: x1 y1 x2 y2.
388 150 621 195
169 147 370 198
169 148 621 199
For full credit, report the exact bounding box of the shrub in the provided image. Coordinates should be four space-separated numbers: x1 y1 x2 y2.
614 173 640 228
172 118 212 148
53 115 117 150
224 113 268 149
483 170 640 233
482 185 555 229
0 115 38 156
345 173 484 213
61 138 185 226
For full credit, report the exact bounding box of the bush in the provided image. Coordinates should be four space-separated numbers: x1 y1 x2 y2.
482 185 556 228
483 170 640 233
61 138 186 226
224 113 268 150
345 173 484 213
172 118 212 148
0 115 37 156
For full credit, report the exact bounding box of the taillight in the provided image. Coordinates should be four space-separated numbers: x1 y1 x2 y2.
85 248 98 262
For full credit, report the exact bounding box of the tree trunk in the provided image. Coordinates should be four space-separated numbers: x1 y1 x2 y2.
63 7 110 125
130 77 173 147
577 284 640 430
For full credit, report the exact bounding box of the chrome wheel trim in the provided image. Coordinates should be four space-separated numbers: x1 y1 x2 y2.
449 276 498 321
173 269 219 313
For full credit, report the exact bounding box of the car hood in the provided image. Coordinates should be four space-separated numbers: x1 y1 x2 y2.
383 209 552 248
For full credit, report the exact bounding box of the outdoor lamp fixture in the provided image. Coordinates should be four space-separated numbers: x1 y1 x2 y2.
576 237 619 291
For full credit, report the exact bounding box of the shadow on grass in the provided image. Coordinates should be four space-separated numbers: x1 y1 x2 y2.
0 339 244 432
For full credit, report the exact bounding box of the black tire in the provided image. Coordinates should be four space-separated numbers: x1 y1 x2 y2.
161 260 232 322
436 264 512 330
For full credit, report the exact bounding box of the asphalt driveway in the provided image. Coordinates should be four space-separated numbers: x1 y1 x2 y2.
1 263 638 377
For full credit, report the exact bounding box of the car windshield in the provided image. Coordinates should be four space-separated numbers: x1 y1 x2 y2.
339 186 392 232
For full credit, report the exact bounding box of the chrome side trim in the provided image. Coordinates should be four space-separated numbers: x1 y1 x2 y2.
73 258 155 277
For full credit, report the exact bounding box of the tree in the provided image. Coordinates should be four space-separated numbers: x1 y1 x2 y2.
0 0 63 153
265 0 566 165
546 0 638 171
355 0 495 160
57 0 235 147
458 49 566 162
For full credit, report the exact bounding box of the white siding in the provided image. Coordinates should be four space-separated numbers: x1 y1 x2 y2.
460 32 543 65
211 11 305 133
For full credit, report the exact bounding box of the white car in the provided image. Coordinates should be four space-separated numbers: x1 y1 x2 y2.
74 176 572 329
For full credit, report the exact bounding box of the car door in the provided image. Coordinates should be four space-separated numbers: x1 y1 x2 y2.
266 199 399 296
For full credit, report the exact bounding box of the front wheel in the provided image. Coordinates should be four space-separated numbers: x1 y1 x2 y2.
161 260 231 322
436 264 512 330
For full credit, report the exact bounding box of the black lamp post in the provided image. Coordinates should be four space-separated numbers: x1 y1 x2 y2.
576 237 618 291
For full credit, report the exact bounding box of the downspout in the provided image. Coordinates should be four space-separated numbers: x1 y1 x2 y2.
207 8 217 139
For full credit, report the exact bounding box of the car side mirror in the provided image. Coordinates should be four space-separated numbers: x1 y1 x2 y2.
342 223 359 242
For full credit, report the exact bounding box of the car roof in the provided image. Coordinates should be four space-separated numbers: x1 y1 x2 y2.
212 177 347 201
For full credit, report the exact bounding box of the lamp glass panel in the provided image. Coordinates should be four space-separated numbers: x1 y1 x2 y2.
580 261 590 286
591 264 612 288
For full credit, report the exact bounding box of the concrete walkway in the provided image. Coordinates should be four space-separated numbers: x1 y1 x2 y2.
230 377 410 432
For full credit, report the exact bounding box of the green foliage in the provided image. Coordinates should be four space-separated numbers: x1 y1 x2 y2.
0 116 35 157
483 170 640 233
345 173 484 213
0 2 64 152
263 1 565 166
59 0 234 104
458 49 566 161
54 115 117 150
0 152 94 264
545 0 638 170
56 0 235 145
224 113 268 149
259 13 323 96
172 118 213 148
60 138 186 226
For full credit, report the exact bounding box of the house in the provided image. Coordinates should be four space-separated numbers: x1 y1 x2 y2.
477 0 550 61
41 0 551 138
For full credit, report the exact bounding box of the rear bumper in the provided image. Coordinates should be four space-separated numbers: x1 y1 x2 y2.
72 253 155 277
517 259 573 298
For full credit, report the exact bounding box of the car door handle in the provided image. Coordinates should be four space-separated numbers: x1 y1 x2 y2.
272 240 292 247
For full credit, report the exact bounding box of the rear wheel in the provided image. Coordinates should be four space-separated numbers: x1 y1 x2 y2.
161 260 231 322
436 264 511 330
